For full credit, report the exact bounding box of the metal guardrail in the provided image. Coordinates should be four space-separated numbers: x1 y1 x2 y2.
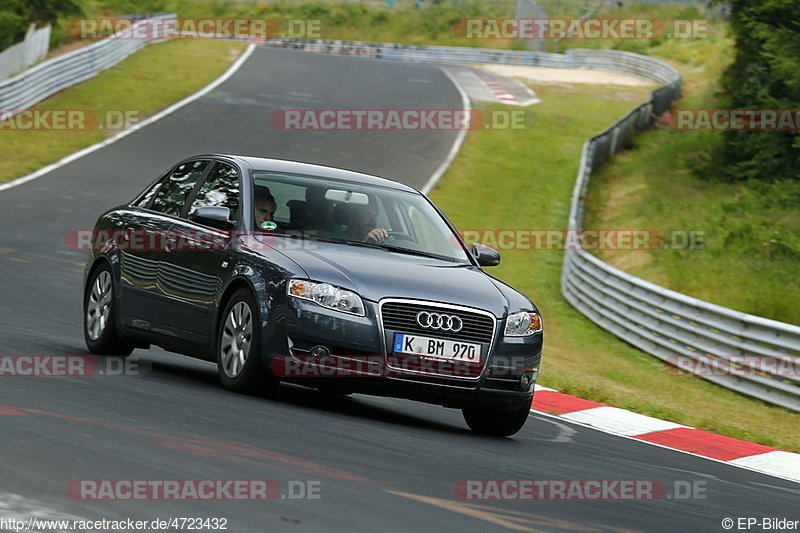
266 38 800 410
0 15 173 121
265 39 672 78
563 114 800 412
556 52 800 412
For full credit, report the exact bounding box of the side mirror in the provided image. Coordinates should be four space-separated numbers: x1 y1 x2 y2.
190 206 235 230
470 243 500 267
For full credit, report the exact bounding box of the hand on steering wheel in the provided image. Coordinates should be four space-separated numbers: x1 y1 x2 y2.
365 229 413 244
364 228 389 243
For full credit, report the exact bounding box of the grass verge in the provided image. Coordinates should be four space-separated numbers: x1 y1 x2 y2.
428 83 800 452
0 39 246 183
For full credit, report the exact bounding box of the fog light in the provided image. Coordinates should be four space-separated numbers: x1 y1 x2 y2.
310 345 331 358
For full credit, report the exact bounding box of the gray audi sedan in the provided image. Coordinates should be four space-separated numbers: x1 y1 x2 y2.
83 154 543 436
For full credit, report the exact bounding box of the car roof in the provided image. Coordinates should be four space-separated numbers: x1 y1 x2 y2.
188 154 420 194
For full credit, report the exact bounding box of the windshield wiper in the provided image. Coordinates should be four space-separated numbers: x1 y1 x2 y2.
338 240 463 263
262 234 466 263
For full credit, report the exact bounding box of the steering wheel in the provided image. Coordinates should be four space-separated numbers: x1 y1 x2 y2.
386 231 413 241
365 230 413 244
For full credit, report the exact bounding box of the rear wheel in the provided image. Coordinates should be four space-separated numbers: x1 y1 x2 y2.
217 288 277 394
462 399 532 437
83 264 134 356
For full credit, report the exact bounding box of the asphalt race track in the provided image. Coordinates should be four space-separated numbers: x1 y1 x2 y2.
0 47 798 532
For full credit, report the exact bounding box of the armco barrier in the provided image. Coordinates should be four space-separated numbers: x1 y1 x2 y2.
266 38 800 410
0 15 174 121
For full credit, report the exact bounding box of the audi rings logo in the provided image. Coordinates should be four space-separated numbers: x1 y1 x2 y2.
416 311 463 332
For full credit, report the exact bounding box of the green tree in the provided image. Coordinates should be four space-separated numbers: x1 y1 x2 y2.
0 0 82 51
0 0 26 49
710 0 800 182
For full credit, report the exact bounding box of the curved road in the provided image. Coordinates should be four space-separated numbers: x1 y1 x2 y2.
0 47 798 532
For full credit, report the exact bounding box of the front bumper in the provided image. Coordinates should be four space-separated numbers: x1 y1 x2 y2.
263 297 542 409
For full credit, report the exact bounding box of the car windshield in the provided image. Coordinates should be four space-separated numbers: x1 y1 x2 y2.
251 170 471 263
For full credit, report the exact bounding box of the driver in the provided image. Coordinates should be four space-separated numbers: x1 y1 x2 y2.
347 200 389 243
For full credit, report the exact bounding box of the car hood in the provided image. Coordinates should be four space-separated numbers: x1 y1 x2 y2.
262 238 511 317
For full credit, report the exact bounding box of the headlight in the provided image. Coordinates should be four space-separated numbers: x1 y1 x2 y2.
504 311 542 337
288 279 366 316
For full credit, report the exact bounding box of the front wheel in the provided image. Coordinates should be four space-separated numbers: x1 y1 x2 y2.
216 288 277 394
84 264 134 356
462 399 532 437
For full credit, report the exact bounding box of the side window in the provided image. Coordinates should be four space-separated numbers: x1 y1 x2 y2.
253 178 306 225
131 178 162 208
149 160 209 216
189 162 240 222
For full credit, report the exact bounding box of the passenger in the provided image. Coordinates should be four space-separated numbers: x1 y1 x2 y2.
254 186 276 229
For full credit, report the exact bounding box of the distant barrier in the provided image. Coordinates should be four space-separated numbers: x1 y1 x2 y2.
0 15 173 121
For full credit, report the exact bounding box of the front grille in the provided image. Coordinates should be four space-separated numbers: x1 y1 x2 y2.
381 301 495 344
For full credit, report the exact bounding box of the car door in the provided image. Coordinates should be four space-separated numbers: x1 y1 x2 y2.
157 160 242 347
119 159 212 333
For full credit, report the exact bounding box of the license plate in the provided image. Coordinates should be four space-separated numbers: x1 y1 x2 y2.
393 333 480 362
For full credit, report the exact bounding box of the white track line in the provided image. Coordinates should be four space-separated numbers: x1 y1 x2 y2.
729 451 800 481
0 43 256 193
420 67 471 195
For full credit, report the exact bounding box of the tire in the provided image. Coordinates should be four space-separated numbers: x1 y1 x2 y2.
216 288 277 394
83 263 134 356
462 399 532 437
